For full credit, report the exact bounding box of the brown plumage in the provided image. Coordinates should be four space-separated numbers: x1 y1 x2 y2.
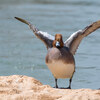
53 34 64 48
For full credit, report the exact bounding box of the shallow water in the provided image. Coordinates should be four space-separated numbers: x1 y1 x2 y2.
0 0 100 89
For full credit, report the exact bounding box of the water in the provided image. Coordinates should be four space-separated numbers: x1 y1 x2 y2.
0 0 100 89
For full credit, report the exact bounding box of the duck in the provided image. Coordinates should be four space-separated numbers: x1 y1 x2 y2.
15 17 100 89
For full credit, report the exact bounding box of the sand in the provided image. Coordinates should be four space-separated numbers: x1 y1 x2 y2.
0 75 100 100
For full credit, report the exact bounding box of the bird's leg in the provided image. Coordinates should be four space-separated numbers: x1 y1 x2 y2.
67 78 72 89
54 78 58 88
67 71 75 89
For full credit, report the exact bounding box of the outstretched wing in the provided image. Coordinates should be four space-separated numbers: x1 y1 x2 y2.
64 20 100 55
15 17 54 49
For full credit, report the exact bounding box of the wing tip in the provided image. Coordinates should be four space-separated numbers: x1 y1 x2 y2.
14 17 30 25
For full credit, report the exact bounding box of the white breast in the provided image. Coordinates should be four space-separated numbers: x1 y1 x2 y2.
46 61 75 79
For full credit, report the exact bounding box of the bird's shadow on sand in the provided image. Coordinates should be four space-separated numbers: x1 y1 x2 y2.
53 87 71 89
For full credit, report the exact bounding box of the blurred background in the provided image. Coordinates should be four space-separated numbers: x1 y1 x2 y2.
0 0 100 89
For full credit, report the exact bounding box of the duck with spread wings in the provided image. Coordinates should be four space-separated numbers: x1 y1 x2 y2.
15 17 100 89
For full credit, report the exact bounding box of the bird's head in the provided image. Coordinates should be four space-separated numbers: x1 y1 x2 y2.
53 34 64 48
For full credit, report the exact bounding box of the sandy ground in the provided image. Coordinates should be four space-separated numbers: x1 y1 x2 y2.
0 75 100 100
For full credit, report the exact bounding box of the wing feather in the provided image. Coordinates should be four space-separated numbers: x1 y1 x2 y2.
15 17 54 49
64 20 100 55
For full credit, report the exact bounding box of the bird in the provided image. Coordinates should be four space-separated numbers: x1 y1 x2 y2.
15 17 100 89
